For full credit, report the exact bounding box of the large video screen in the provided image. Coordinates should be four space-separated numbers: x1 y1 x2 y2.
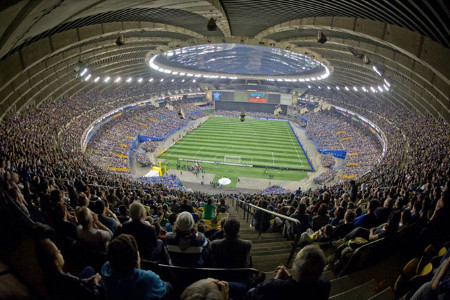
249 92 267 103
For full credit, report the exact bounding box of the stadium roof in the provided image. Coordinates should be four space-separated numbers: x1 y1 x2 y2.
0 0 449 121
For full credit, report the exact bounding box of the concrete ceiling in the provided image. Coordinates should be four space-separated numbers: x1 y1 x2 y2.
0 0 449 121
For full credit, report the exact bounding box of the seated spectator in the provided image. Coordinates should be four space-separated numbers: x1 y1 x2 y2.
290 202 311 234
92 199 120 234
330 206 345 226
214 206 229 229
375 198 394 225
312 204 329 231
117 205 130 224
331 209 356 240
179 199 194 213
116 201 168 263
76 207 113 250
166 211 210 267
334 211 401 246
46 202 77 252
211 218 252 268
181 278 228 300
353 199 379 229
165 213 178 233
248 245 330 300
101 234 169 300
35 238 103 300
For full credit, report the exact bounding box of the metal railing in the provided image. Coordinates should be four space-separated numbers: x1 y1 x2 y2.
230 197 301 266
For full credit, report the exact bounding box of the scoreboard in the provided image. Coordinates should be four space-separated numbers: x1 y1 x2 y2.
212 90 285 104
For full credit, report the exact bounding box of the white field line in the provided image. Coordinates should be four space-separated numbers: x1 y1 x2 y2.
193 146 203 159
285 122 303 166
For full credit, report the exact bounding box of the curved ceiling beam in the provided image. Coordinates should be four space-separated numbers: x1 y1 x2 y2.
254 19 450 87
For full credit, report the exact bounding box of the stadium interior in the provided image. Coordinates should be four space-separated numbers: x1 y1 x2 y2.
0 1 449 299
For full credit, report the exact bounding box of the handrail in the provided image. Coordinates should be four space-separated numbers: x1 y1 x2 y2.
231 197 301 266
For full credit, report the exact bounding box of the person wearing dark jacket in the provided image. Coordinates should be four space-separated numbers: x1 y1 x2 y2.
248 245 330 300
116 201 168 263
212 218 252 268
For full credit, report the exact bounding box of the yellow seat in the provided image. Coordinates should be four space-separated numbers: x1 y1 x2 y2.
393 258 419 297
410 263 433 287
431 247 447 267
416 244 435 274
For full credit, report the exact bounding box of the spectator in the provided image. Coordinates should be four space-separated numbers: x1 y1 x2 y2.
101 234 169 300
76 207 113 250
181 278 228 300
203 199 216 220
353 199 379 229
312 204 329 231
248 245 330 300
253 200 271 232
166 211 210 267
92 200 120 234
211 218 252 268
35 238 103 300
116 201 168 263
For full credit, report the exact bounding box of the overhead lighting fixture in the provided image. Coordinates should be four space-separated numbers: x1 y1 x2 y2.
384 78 391 87
344 86 350 91
84 74 91 81
327 86 331 90
181 79 185 82
193 79 196 83
149 78 154 82
307 85 311 88
362 87 367 92
138 78 143 83
383 84 389 91
372 65 382 76
171 79 174 82
80 68 88 77
104 76 110 83
353 86 358 91
378 86 384 92
336 86 340 90
370 86 376 93
126 77 132 83
114 77 121 83
160 78 164 82
318 86 321 89
94 76 100 83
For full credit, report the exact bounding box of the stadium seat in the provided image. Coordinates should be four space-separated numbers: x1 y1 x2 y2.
416 244 435 274
393 258 419 298
431 247 447 267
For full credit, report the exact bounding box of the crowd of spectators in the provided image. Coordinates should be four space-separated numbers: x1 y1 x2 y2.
260 185 292 195
138 174 185 191
320 154 335 168
1 83 449 299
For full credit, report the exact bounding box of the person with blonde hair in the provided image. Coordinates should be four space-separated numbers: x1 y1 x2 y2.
181 278 228 300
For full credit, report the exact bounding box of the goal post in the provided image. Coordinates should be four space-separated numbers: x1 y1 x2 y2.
224 155 241 164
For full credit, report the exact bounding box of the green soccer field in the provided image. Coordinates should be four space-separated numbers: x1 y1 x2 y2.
159 116 312 187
